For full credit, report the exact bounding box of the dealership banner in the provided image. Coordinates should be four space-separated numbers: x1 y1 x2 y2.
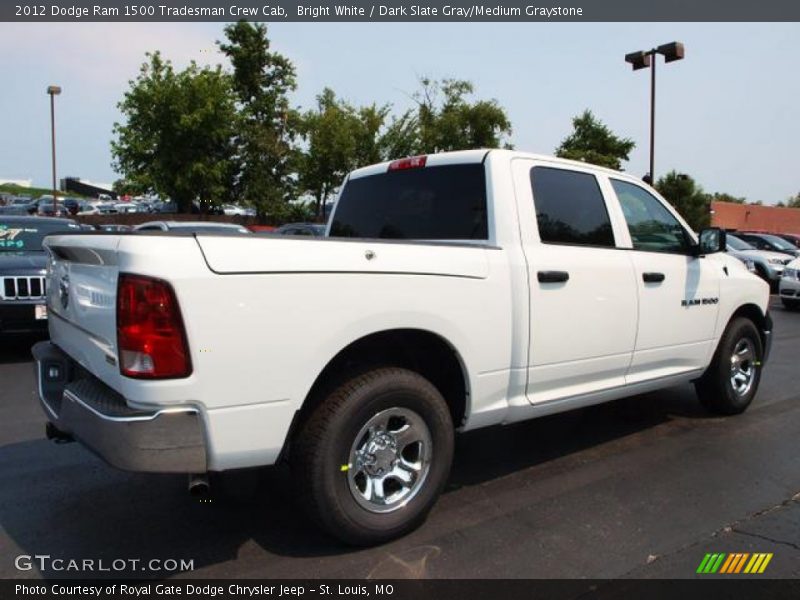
3 0 800 21
5 580 800 600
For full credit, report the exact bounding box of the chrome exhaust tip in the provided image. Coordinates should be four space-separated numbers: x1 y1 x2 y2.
188 473 210 497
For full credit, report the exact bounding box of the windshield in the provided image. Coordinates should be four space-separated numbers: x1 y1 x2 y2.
0 220 80 252
727 235 755 251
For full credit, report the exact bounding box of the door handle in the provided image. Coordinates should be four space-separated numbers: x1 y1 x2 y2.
537 270 569 283
643 272 665 283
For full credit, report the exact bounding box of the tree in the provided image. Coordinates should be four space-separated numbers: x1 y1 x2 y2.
786 192 800 208
655 171 710 231
111 52 238 213
407 78 512 154
297 88 364 219
708 192 746 204
380 111 418 160
112 178 146 197
219 21 299 221
555 110 635 170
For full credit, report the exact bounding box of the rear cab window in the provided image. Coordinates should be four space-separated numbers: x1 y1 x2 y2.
330 163 488 241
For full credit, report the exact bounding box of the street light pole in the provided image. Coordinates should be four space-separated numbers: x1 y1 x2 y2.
649 52 656 183
47 85 62 215
625 42 684 184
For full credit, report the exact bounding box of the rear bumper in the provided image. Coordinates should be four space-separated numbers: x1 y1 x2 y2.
32 341 207 473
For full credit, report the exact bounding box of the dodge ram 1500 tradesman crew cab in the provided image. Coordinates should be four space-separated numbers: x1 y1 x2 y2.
33 150 772 545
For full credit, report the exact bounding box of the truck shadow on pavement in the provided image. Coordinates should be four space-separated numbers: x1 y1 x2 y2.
0 371 719 578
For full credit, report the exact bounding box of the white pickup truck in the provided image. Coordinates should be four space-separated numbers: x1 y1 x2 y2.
34 150 772 545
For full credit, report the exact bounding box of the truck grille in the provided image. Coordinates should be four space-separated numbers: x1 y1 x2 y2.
1 276 47 300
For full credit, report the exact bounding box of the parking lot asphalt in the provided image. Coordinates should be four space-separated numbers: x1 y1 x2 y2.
1 298 798 580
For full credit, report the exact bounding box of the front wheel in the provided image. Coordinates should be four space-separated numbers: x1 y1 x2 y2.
292 368 454 545
695 317 763 415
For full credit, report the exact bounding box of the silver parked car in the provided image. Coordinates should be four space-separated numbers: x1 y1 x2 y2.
727 234 793 285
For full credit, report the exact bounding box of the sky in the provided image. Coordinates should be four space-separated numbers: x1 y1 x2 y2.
1 22 798 203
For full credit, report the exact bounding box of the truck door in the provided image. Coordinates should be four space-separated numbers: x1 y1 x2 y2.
606 177 721 383
511 160 639 404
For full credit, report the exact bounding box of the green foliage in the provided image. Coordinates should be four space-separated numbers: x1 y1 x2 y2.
655 171 710 231
410 78 512 153
380 111 418 160
555 110 635 171
282 201 316 223
111 25 517 223
111 52 238 213
0 183 66 198
708 191 747 205
219 21 298 219
297 88 390 218
786 192 800 208
112 179 147 196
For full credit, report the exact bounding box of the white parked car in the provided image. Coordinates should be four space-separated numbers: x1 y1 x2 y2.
779 258 800 310
33 150 771 545
221 204 249 216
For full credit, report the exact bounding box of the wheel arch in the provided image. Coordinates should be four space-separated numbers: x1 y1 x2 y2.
285 329 470 456
728 302 771 351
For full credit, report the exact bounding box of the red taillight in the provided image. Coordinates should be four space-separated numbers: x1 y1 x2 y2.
117 274 191 379
387 155 427 171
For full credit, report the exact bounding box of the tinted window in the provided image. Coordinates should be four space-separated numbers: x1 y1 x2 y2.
530 167 614 247
330 164 487 240
611 179 691 254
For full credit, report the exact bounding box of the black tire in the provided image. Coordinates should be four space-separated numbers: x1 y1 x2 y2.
292 367 454 545
695 317 763 415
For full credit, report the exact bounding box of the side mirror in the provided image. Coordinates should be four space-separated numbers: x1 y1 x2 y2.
696 227 726 256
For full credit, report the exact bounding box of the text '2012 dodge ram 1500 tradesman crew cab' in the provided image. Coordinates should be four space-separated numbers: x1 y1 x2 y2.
34 150 772 545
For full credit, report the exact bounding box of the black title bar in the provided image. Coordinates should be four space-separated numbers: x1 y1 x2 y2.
3 0 800 22
6 580 800 600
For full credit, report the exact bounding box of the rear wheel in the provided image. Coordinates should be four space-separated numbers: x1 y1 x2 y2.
292 368 454 545
695 317 763 415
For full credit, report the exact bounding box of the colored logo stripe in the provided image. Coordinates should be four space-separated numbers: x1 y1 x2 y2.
697 553 773 574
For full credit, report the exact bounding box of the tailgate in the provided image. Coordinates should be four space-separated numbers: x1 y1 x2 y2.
44 234 121 385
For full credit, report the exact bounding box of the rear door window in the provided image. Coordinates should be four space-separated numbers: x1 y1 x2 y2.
530 167 615 247
330 164 488 240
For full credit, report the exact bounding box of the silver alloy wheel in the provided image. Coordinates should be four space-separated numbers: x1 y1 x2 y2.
730 337 757 397
347 407 432 514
